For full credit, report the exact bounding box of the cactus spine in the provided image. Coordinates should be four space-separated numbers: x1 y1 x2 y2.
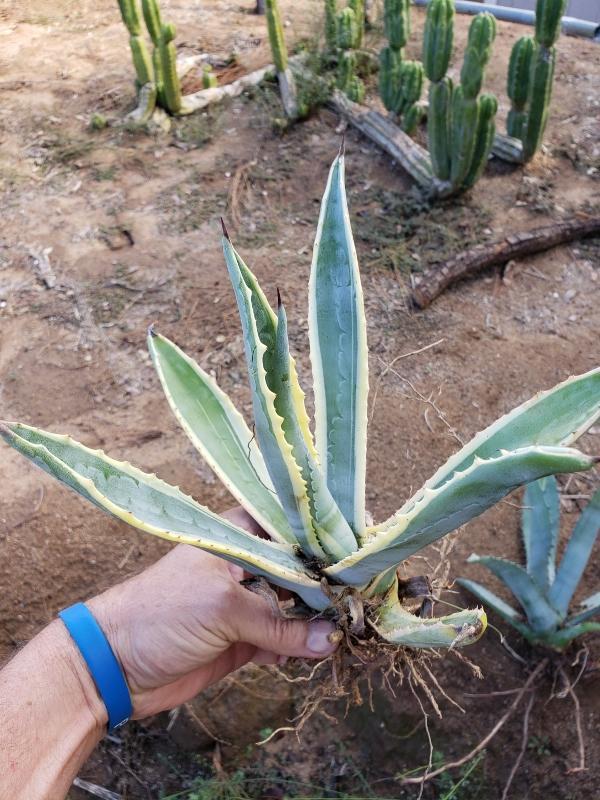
423 2 497 193
379 0 423 134
506 0 565 161
265 0 299 119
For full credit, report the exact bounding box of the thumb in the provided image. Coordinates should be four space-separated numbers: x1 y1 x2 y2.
231 589 339 659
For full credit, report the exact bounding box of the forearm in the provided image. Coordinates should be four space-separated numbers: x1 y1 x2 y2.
0 619 106 800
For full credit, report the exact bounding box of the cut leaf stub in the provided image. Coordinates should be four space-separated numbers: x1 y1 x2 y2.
2 153 599 652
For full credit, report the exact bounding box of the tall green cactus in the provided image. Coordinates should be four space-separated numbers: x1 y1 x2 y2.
349 0 365 48
116 0 186 118
265 0 299 119
335 8 365 102
117 0 154 89
379 0 423 134
423 2 498 194
506 36 534 139
324 0 338 51
505 0 566 161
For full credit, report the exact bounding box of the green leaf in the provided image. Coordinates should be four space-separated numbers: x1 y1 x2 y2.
544 622 600 649
381 367 600 526
521 476 559 592
548 489 600 617
148 330 295 545
308 153 369 536
373 585 487 649
466 555 560 633
456 578 532 639
568 590 600 626
326 445 596 586
0 422 331 610
222 235 326 561
272 299 358 561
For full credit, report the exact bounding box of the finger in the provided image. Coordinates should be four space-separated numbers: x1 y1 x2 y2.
229 588 339 659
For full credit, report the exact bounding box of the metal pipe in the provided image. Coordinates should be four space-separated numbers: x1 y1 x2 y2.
412 0 600 41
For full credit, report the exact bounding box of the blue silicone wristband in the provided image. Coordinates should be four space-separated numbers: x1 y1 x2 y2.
58 602 132 731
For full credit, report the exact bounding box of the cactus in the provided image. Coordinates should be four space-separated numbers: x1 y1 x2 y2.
336 7 358 50
202 65 218 89
324 0 338 51
158 22 182 114
336 8 365 102
423 4 497 194
116 0 189 118
384 0 410 50
117 0 154 89
506 36 534 139
349 0 365 47
504 0 566 162
422 0 453 82
379 0 423 133
379 46 402 112
265 0 299 119
535 0 565 47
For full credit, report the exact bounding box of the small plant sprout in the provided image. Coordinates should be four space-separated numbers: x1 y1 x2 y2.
458 477 600 650
2 153 600 655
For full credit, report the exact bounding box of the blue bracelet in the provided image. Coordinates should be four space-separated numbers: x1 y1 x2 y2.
58 602 132 731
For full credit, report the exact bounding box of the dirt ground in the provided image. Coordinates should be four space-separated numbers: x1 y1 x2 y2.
1 0 599 797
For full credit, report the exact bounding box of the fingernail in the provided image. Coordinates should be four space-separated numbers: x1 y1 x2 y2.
277 655 289 666
306 620 338 655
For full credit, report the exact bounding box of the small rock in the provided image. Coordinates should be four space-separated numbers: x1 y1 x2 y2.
564 289 577 302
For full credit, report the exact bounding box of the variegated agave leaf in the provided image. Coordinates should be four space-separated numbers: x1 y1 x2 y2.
376 366 600 529
326 446 597 586
458 483 600 650
148 329 294 545
372 582 487 649
309 153 369 537
222 232 357 563
0 422 331 611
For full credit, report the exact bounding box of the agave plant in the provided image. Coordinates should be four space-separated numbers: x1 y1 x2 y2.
2 154 600 651
457 478 600 650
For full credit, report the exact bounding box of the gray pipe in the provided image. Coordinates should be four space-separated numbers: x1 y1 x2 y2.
412 0 600 41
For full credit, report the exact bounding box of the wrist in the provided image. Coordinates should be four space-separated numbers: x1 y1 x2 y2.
48 618 109 735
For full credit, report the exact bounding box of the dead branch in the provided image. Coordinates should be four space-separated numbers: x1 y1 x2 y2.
400 658 548 786
411 215 600 309
329 91 450 198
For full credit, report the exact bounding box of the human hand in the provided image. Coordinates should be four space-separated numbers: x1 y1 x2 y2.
88 508 338 719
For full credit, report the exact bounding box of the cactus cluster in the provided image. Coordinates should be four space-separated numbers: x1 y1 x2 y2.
335 6 365 103
265 0 300 119
379 0 424 135
424 0 498 193
116 0 184 118
506 0 565 161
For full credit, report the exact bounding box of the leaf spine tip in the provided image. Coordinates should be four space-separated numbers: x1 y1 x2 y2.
220 217 231 240
147 322 157 338
338 133 345 158
277 287 282 309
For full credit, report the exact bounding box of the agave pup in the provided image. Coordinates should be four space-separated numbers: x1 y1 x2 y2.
2 154 599 651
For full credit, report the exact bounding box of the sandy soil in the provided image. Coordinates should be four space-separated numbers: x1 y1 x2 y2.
1 1 599 797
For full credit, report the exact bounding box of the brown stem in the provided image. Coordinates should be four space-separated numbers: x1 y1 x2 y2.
411 216 600 309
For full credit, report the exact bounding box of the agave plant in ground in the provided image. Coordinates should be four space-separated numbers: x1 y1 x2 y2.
458 478 600 650
2 154 600 654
